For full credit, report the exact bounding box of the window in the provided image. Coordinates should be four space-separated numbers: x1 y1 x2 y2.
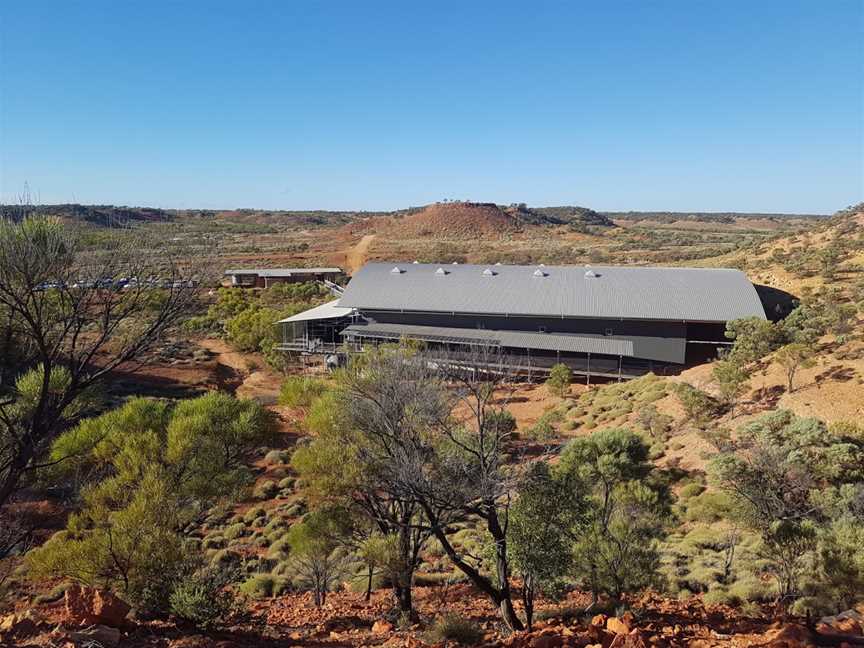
605 328 613 336
539 326 547 333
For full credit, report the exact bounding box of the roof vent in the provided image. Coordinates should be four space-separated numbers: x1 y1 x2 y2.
390 266 404 274
412 260 419 264
585 269 598 278
451 261 459 265
494 262 502 266
435 267 449 276
539 263 546 267
482 268 497 276
533 269 547 278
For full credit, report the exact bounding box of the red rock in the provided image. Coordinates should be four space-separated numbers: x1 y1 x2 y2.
63 584 131 628
0 610 43 639
62 625 122 647
531 634 562 648
606 617 631 636
373 619 395 634
834 618 863 635
591 614 609 627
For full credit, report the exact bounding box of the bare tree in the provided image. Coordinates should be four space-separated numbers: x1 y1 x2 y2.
409 346 526 631
0 215 201 506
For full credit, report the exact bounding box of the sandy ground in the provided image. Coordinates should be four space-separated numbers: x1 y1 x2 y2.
345 234 376 274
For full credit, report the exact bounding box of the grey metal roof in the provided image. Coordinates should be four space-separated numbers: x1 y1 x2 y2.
338 263 766 322
341 323 636 357
225 267 342 277
278 300 354 323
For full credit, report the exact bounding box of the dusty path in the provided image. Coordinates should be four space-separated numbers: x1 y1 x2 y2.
345 234 375 274
198 338 282 404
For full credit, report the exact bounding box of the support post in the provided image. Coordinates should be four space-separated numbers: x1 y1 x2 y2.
587 353 591 386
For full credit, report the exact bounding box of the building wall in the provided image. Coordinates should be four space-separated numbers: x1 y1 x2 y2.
363 310 687 339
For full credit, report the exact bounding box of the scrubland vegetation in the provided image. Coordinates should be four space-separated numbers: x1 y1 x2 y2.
1 209 863 647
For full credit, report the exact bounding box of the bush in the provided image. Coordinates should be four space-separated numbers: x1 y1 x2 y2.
425 613 484 645
223 523 246 540
264 449 291 465
243 507 267 523
169 567 236 630
201 534 226 550
238 574 278 599
33 582 71 605
278 376 328 409
253 480 280 500
546 363 573 398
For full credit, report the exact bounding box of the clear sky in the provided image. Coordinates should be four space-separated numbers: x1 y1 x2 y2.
1 1 862 213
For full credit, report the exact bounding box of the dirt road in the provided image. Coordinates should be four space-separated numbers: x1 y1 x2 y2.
345 234 375 274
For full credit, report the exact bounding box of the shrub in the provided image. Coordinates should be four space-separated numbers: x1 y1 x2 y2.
238 574 278 599
546 363 573 398
278 476 296 490
253 480 280 500
264 449 291 465
210 550 242 569
278 376 328 409
425 613 483 645
243 507 267 523
169 567 236 630
223 523 246 540
201 535 226 550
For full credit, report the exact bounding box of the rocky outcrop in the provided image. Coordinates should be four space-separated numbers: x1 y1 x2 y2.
63 584 131 628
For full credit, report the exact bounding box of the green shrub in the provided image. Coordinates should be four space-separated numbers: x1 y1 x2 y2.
169 568 236 630
201 535 226 550
243 507 266 523
267 537 291 561
253 480 280 500
238 574 278 599
702 587 732 606
278 476 295 490
210 550 242 569
546 364 573 398
278 376 328 408
263 449 291 465
223 523 246 540
425 613 484 645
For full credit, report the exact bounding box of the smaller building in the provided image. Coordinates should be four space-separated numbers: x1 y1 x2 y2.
224 267 343 288
277 299 356 353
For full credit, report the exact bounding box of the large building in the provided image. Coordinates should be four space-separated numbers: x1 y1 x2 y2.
278 262 766 379
225 267 343 288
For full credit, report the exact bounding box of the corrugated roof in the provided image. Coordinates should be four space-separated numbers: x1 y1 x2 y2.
338 263 766 322
225 268 342 277
278 299 354 323
341 323 636 357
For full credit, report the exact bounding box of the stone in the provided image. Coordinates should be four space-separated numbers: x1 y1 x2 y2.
63 625 122 647
63 585 131 628
0 610 43 639
372 619 395 634
606 617 632 636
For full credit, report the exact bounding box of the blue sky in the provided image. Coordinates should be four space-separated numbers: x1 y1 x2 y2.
1 1 862 213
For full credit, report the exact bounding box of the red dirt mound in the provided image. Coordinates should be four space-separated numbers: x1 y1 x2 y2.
392 202 522 239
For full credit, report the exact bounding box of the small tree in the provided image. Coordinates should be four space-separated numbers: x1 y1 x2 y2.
27 394 274 612
546 363 573 398
285 511 347 606
774 343 816 393
725 317 781 364
711 356 750 412
556 428 668 603
0 216 200 507
508 462 585 629
710 410 864 607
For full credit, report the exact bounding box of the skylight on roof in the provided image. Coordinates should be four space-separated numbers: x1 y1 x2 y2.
482 268 496 276
533 269 547 277
435 267 449 275
390 266 404 274
585 269 598 278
